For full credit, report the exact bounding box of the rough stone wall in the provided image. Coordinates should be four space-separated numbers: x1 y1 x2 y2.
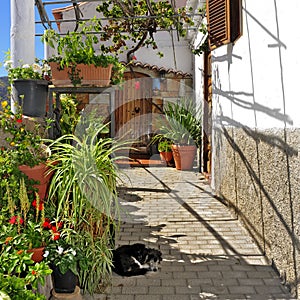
213 126 300 297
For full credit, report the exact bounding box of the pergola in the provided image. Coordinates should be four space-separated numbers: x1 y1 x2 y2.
11 0 203 67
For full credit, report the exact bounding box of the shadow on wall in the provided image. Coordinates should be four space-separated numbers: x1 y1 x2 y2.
210 2 299 297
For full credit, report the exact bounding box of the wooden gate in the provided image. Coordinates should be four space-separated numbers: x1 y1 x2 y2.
203 51 212 178
114 72 153 145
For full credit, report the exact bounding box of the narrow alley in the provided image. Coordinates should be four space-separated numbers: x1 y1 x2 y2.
85 166 295 300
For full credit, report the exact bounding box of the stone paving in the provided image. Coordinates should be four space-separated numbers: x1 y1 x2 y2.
85 166 295 300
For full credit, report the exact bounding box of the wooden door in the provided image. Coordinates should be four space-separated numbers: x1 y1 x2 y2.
114 72 153 143
203 51 212 176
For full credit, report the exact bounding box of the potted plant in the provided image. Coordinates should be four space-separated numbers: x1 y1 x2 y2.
42 23 125 87
156 139 173 165
2 177 61 258
0 183 54 299
0 101 53 200
43 237 87 294
155 99 202 170
45 119 131 294
4 57 51 117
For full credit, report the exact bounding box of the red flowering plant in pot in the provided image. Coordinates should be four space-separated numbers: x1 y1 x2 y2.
1 178 62 258
0 100 54 201
0 179 61 299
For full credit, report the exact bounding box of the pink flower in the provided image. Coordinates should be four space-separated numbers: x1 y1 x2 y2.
135 81 140 90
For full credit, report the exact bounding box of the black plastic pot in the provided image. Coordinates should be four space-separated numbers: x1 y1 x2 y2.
13 79 49 117
51 264 77 294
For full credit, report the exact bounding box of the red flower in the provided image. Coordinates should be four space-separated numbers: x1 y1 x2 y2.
16 118 22 123
9 216 17 224
32 270 36 275
19 217 24 225
32 199 44 211
51 225 57 232
43 220 51 229
57 221 63 228
52 232 60 240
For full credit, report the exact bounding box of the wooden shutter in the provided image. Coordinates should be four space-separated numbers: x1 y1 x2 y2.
206 0 242 49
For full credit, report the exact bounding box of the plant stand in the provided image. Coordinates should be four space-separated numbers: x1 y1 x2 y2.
50 286 82 300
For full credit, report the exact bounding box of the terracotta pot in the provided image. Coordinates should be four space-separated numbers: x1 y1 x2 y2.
171 145 197 170
27 246 45 263
77 63 112 86
18 162 54 200
49 62 112 87
159 151 173 163
49 62 72 86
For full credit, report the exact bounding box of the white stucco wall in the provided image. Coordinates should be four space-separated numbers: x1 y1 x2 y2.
211 0 300 130
48 2 193 74
206 1 300 295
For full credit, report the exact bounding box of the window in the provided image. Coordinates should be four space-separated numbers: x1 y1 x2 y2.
206 0 242 49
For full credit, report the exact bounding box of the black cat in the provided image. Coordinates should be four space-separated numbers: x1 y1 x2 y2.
112 243 162 277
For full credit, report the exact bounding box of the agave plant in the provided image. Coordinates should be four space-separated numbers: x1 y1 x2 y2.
157 98 202 147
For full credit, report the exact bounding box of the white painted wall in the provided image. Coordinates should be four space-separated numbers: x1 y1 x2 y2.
211 0 300 130
48 2 193 74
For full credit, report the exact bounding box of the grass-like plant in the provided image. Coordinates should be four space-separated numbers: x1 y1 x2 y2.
46 122 130 294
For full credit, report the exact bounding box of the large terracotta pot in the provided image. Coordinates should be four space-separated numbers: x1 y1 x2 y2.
49 62 112 87
171 144 197 170
18 162 54 200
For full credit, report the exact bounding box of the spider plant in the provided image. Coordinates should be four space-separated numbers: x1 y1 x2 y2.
45 123 130 294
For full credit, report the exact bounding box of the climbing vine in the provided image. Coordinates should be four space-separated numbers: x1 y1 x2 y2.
95 0 207 61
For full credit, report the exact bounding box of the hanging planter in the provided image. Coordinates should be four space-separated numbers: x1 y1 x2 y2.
13 79 49 117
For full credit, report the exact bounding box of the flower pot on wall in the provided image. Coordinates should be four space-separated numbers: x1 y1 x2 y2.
13 79 49 117
171 144 197 170
18 163 54 200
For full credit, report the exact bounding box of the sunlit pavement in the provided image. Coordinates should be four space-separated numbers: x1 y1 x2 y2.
84 166 295 300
